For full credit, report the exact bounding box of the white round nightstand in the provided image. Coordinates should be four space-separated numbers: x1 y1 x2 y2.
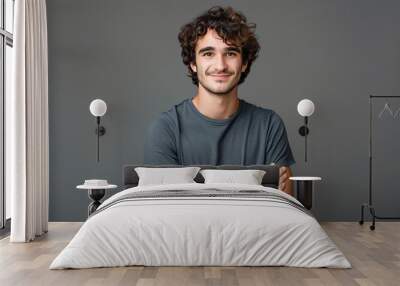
289 177 322 210
77 180 117 216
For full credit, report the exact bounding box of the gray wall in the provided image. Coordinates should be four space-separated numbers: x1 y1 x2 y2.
47 0 400 221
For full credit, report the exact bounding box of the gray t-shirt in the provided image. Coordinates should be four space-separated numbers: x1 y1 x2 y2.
144 98 295 166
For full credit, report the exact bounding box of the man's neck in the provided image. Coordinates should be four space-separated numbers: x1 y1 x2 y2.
192 86 240 120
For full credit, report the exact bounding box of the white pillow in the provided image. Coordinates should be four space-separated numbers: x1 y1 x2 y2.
200 169 266 185
135 167 201 186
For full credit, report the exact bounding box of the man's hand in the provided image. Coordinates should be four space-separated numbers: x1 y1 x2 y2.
279 166 293 196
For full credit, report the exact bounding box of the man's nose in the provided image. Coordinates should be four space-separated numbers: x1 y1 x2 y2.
214 54 228 71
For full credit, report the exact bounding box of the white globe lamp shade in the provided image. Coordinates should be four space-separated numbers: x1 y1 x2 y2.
297 99 315 117
89 99 107 117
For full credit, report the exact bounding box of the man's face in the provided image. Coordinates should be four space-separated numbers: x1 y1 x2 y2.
190 29 247 95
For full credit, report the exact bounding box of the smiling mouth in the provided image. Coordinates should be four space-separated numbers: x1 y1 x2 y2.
210 74 231 79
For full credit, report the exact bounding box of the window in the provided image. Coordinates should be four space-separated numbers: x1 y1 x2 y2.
1 0 14 230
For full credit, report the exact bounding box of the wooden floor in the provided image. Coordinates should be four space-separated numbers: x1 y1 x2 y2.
0 222 399 286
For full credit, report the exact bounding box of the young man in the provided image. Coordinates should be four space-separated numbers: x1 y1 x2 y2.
144 6 295 195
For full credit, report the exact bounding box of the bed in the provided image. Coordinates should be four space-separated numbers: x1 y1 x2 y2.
50 165 351 269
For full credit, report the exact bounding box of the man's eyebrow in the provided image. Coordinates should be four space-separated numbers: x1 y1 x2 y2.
225 46 241 53
198 47 215 54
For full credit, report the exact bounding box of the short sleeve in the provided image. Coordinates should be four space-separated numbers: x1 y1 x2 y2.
265 112 296 166
144 113 179 165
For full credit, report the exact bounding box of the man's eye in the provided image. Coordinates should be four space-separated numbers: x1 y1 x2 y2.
203 52 213 57
227 52 237 57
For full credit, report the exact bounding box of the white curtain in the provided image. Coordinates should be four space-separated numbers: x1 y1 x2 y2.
8 0 49 242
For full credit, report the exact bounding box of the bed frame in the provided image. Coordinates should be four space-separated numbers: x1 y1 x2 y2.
122 164 279 189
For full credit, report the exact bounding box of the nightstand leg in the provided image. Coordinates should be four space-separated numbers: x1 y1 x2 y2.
88 189 105 216
296 181 313 210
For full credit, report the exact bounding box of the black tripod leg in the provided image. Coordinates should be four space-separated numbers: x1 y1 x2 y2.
359 204 365 225
369 207 376 231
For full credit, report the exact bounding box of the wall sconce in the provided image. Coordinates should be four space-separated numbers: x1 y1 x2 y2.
297 99 315 162
89 99 107 162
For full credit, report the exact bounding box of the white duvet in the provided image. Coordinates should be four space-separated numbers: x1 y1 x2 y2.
50 183 351 269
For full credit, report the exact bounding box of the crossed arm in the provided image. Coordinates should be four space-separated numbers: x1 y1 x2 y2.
278 166 293 196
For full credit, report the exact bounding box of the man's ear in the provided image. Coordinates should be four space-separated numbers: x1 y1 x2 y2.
190 62 197 73
241 62 248 73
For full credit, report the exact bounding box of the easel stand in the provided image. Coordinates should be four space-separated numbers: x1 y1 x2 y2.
359 95 400 230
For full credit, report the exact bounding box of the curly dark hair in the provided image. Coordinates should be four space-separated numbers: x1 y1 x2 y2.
178 6 260 86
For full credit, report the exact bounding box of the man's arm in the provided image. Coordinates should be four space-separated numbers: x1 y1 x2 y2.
144 114 179 165
278 166 293 196
265 112 295 195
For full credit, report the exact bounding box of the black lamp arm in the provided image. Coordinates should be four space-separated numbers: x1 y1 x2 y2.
95 116 106 162
298 116 310 162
